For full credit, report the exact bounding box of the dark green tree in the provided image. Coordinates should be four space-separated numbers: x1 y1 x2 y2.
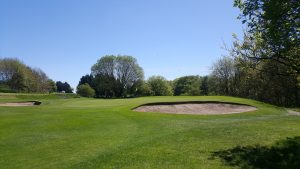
56 81 73 93
47 79 57 93
173 76 201 96
78 74 94 87
93 74 120 98
135 82 153 96
200 76 209 95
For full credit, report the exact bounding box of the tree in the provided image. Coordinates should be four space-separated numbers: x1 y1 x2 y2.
77 83 95 97
0 58 27 91
173 76 201 96
56 81 73 93
30 68 51 93
91 55 116 77
47 79 57 93
147 76 173 96
0 58 55 93
209 33 300 106
93 74 120 98
200 76 209 95
136 82 153 96
115 56 144 95
78 74 94 87
211 57 236 95
91 55 144 97
234 0 300 75
233 0 300 104
0 58 23 82
9 70 26 92
56 81 64 92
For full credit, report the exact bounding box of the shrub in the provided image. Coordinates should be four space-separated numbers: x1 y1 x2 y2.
77 83 95 97
147 76 173 96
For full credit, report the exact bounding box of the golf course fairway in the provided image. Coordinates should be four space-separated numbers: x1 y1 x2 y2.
0 94 299 169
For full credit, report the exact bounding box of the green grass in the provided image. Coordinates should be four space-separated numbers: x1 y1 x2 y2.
0 95 299 169
0 93 78 103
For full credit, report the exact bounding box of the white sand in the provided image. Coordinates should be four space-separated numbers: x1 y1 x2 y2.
287 110 300 116
134 103 257 115
0 102 37 107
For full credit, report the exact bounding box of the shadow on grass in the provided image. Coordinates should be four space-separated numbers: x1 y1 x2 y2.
211 137 300 169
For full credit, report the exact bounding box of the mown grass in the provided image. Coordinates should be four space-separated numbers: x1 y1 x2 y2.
0 95 299 169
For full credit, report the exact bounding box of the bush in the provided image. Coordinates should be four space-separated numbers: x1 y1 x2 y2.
77 84 95 98
0 84 16 93
173 76 201 96
136 82 153 96
147 76 173 96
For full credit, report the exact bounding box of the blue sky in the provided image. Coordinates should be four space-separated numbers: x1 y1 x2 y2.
0 0 243 89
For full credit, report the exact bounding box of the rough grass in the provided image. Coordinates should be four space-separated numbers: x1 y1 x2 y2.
0 93 78 103
0 95 299 169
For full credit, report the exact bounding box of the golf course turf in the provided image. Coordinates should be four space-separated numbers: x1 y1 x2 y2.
0 94 299 169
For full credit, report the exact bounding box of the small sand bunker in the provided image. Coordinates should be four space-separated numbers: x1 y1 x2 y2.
134 102 257 115
0 101 41 107
287 110 300 116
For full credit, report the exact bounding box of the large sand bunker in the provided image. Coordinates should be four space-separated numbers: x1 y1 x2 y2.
134 102 257 115
0 101 41 107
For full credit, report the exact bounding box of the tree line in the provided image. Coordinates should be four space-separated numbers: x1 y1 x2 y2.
77 50 298 107
1 0 298 107
77 0 299 107
217 0 299 106
0 58 56 93
0 58 73 93
76 55 211 98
